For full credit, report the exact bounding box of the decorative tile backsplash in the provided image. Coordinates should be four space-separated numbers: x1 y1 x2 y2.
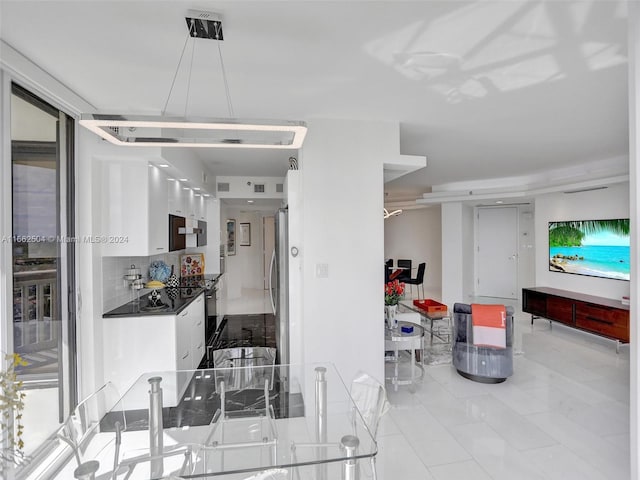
102 253 182 312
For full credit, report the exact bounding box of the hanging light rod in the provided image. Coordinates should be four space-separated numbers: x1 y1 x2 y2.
79 10 307 149
79 114 307 149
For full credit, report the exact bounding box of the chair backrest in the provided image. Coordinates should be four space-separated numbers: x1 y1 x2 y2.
212 346 276 392
397 259 411 269
385 259 393 283
415 262 426 282
57 382 125 468
453 302 514 347
350 372 390 438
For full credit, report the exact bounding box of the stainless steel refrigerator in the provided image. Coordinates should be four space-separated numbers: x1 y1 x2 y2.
269 207 289 365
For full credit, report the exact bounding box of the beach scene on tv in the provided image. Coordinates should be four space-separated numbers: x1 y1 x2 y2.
549 219 630 281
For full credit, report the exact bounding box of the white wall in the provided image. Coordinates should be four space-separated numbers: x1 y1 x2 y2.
384 206 442 295
441 202 476 308
518 206 536 293
299 118 393 385
534 184 631 300
630 5 640 478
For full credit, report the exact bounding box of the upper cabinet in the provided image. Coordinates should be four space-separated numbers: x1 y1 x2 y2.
101 160 168 256
168 178 186 217
194 194 207 221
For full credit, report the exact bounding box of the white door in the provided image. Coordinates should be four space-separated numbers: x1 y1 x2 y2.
263 216 275 289
477 207 518 298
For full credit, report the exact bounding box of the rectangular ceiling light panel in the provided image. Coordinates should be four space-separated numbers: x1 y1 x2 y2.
79 114 307 149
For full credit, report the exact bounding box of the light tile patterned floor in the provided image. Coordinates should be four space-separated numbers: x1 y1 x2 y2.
379 303 630 480
225 288 631 479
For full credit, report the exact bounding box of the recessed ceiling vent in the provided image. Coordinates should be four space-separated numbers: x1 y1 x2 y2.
254 184 265 193
276 183 284 193
217 182 230 192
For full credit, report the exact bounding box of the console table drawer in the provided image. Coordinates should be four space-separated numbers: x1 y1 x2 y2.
522 287 629 349
575 304 629 342
546 297 574 325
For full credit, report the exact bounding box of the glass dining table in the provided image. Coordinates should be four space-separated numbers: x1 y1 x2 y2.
37 363 376 480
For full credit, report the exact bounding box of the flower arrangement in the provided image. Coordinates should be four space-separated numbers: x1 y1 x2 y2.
1 353 27 466
385 279 405 305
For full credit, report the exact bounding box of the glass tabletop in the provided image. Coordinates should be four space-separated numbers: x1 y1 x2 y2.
41 363 377 479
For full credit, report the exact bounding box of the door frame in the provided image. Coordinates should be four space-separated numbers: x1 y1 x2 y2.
0 75 78 471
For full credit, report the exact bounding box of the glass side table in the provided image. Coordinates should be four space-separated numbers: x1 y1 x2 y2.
385 321 424 391
399 301 452 365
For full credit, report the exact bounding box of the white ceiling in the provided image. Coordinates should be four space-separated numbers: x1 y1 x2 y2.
0 0 629 202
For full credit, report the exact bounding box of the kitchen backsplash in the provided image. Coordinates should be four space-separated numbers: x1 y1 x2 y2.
102 252 182 312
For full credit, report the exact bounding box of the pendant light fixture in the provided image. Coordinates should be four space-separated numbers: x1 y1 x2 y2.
383 208 403 219
80 10 307 149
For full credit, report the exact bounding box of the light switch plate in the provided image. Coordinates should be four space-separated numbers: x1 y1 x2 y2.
315 263 329 278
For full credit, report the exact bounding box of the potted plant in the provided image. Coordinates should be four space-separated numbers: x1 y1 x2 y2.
1 353 27 468
384 279 405 328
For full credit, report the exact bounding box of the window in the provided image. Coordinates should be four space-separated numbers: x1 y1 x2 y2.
5 83 76 469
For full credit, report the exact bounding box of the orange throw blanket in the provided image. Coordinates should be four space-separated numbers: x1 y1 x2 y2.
471 304 506 349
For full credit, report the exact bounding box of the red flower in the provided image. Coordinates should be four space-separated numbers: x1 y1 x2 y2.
384 280 405 305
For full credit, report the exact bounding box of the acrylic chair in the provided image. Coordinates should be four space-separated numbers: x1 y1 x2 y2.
290 371 389 480
202 347 279 472
53 382 127 480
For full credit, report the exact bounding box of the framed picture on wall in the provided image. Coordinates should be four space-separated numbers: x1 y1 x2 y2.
226 219 236 256
240 223 251 246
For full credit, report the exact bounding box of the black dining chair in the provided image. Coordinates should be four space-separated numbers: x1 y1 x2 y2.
404 262 426 299
385 259 393 283
396 259 412 282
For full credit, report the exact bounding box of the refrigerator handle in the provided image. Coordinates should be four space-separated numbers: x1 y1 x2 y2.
269 249 276 314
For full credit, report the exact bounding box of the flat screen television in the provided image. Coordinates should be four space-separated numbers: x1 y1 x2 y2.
548 219 630 281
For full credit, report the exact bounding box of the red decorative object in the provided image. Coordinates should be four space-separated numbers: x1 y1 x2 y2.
413 298 447 313
389 269 403 281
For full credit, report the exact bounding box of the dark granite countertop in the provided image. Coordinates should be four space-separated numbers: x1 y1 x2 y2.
103 287 206 318
103 274 222 318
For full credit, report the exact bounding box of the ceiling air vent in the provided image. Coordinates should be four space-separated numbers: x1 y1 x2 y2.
276 183 284 193
217 182 230 192
254 184 265 193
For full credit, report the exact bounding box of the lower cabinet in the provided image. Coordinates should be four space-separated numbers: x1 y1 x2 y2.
522 287 629 344
103 293 206 400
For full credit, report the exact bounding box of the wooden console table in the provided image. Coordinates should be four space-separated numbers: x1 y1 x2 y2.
522 287 629 352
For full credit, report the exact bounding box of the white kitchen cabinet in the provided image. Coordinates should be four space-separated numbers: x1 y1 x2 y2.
102 293 206 396
168 179 186 217
176 307 192 371
189 294 206 368
194 194 207 221
184 188 196 221
101 160 168 256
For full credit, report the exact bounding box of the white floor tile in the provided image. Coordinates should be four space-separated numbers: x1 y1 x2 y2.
525 411 630 479
389 405 472 466
381 294 630 479
520 445 610 480
376 433 435 480
447 422 547 479
428 459 492 480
